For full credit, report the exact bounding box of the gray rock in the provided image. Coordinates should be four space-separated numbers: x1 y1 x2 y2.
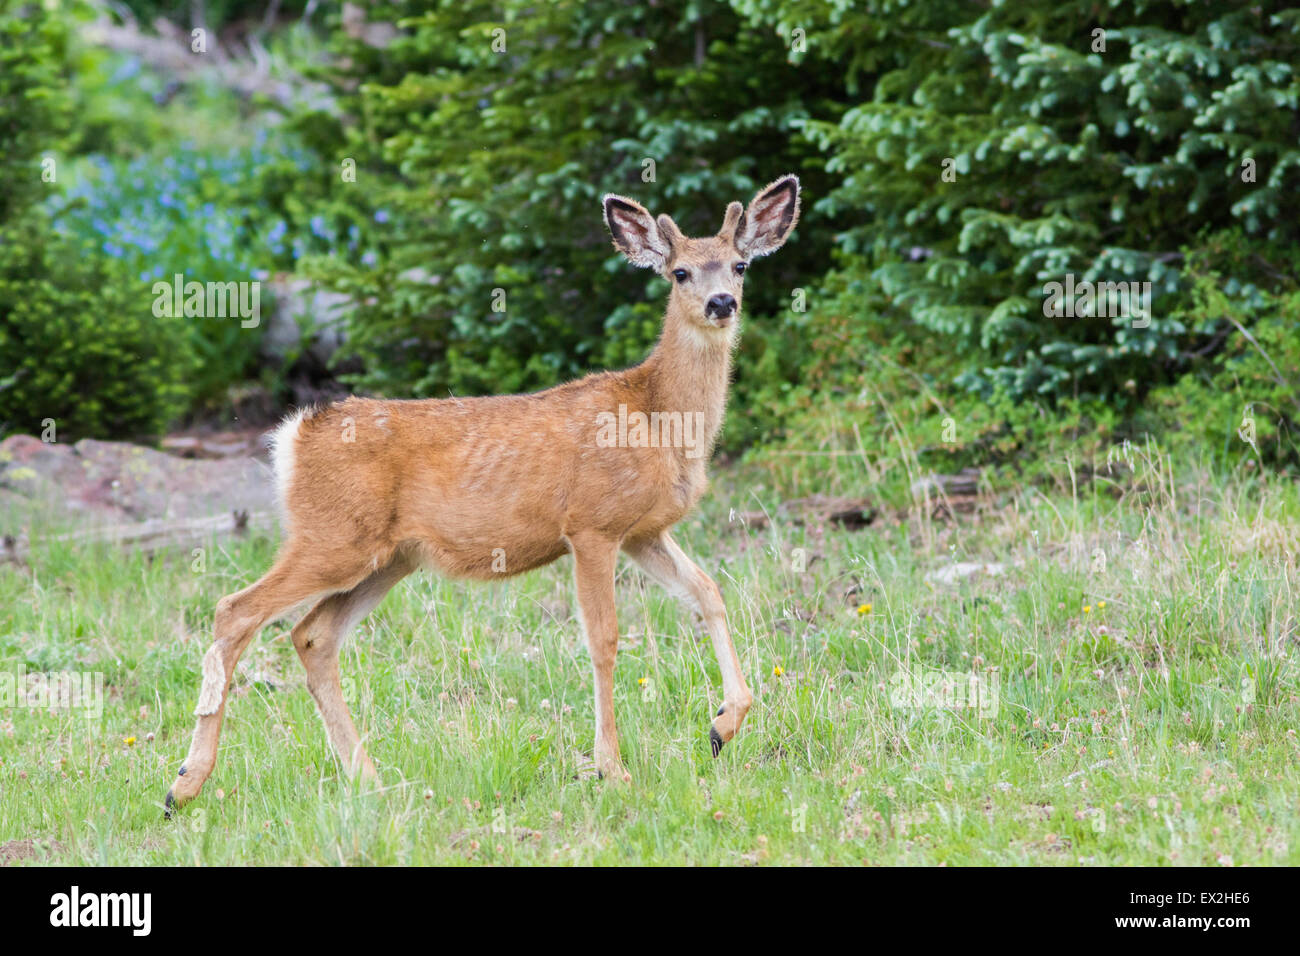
261 277 352 366
924 562 1008 586
0 434 276 523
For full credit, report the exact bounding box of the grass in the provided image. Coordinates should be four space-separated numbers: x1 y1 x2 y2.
0 439 1297 865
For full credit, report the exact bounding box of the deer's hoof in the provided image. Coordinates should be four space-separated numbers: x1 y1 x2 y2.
595 759 632 784
165 764 204 818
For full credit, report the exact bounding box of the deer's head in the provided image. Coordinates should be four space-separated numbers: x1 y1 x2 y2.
602 175 801 333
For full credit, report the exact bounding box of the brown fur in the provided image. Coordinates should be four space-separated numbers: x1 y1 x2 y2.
164 176 801 811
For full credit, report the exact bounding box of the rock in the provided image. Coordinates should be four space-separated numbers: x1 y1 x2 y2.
261 276 352 366
924 562 1008 586
342 3 400 48
0 434 276 524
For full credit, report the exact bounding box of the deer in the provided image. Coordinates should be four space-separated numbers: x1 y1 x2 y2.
164 175 801 814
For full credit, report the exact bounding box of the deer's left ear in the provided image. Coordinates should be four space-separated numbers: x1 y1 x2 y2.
603 194 673 270
735 174 800 259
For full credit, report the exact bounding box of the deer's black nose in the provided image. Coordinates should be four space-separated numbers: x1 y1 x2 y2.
706 294 737 319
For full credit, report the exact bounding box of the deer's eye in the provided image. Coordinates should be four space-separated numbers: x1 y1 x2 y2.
672 269 689 282
734 262 748 276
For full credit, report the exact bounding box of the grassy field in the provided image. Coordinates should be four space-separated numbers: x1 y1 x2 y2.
1 441 1297 865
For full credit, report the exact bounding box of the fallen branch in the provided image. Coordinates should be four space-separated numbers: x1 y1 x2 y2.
2 509 274 563
730 495 878 532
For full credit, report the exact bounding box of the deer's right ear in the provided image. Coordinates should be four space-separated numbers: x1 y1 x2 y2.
603 194 672 271
736 174 801 259
717 202 745 243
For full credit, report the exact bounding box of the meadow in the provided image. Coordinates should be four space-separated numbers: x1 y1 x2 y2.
2 439 1296 865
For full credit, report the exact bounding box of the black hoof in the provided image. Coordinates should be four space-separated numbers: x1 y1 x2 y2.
710 727 725 757
164 790 176 820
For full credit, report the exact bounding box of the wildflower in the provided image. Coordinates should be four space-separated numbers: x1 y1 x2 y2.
1098 601 1106 610
124 736 136 747
857 603 872 615
637 677 647 686
773 665 784 677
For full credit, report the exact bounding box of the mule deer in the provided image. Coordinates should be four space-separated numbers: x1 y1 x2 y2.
164 175 800 813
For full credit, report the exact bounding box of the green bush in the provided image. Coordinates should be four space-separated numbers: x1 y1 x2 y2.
54 42 365 411
285 0 1300 467
293 0 843 411
1144 265 1300 468
0 0 195 440
0 0 75 223
6 0 1292 467
784 0 1300 406
0 215 192 441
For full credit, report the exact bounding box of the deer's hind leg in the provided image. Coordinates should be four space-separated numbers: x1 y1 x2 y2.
290 551 416 783
165 544 379 816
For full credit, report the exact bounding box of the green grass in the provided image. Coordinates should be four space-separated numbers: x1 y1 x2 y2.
1 444 1297 865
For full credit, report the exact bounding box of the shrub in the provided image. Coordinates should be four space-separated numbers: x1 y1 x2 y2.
293 0 844 412
0 0 190 439
787 0 1300 406
0 214 192 440
0 0 75 223
1143 266 1300 468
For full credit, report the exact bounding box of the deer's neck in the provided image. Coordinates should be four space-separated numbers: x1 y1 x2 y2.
642 301 736 456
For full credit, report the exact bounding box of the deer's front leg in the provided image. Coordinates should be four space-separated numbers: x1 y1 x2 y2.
625 532 753 756
569 533 630 782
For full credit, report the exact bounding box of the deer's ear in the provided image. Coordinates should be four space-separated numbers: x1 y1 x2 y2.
603 194 672 270
735 175 800 259
717 202 745 243
656 214 685 250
